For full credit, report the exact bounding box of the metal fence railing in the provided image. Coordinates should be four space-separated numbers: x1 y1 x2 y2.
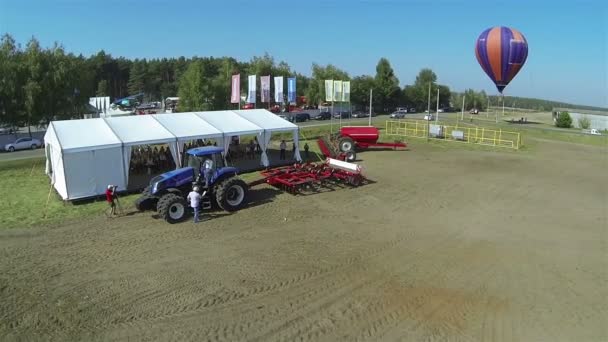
385 120 523 149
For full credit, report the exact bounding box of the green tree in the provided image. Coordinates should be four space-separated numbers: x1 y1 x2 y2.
577 115 591 129
374 58 401 113
351 75 375 109
97 80 109 96
128 59 147 94
555 111 572 128
177 60 212 111
305 63 349 106
0 34 26 129
414 68 437 87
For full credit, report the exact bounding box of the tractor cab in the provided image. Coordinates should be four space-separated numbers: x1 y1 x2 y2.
183 146 237 186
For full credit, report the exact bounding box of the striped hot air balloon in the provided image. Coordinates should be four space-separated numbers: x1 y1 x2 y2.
475 26 528 93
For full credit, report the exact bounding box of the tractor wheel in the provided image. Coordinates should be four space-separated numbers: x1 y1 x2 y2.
215 177 248 212
338 137 355 152
345 150 357 162
134 194 157 212
158 193 188 224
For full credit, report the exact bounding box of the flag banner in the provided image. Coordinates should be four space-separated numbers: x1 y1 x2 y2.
247 75 257 104
325 80 334 101
342 81 351 102
230 74 240 104
287 77 296 103
274 76 284 103
333 80 343 103
261 76 271 103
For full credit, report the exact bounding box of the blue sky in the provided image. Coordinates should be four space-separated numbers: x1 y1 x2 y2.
1 0 606 107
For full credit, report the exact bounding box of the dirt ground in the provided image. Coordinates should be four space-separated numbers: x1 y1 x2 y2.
1 139 606 341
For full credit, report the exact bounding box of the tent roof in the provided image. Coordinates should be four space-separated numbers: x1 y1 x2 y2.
104 115 176 146
152 113 222 141
48 118 122 152
233 109 298 132
195 111 263 135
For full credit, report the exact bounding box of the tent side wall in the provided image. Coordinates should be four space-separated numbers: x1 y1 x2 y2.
44 124 68 200
63 147 126 200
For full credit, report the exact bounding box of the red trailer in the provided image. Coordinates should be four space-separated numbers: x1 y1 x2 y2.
335 126 407 153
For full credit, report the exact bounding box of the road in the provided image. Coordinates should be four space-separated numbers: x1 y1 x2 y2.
0 148 45 162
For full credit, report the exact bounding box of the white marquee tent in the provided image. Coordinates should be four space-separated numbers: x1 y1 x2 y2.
44 109 301 200
233 109 301 164
44 118 126 200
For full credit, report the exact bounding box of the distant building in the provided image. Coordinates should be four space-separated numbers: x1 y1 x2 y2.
552 107 608 130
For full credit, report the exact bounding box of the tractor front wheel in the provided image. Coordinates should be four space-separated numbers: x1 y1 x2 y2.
158 193 188 224
135 194 158 211
338 137 355 152
215 178 248 212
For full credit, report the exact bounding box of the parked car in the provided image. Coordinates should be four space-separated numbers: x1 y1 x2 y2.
314 111 332 120
408 108 417 113
333 111 350 119
470 108 479 114
351 111 369 118
389 111 407 119
424 114 435 121
4 137 42 152
292 113 310 122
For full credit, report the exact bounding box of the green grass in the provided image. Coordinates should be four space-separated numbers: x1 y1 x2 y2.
1 116 603 230
0 158 140 229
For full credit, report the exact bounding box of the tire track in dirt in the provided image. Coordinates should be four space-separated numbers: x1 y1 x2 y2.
92 228 465 340
194 229 470 342
79 233 410 335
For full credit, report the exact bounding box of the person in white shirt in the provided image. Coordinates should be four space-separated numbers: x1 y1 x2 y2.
202 158 214 188
187 186 202 223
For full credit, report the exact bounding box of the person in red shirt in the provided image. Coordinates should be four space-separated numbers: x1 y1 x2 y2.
106 185 116 216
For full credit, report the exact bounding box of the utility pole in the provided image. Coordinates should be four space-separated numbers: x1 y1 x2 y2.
368 88 373 126
435 88 439 123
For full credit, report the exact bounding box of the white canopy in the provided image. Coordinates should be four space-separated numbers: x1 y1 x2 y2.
44 109 302 200
195 111 263 136
104 115 176 146
233 109 302 164
44 119 126 200
47 118 122 153
233 109 298 132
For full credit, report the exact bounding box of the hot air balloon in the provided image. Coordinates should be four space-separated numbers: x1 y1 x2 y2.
475 26 528 93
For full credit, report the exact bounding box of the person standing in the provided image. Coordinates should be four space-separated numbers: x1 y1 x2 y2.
202 157 214 188
106 185 116 216
280 140 286 160
304 142 309 160
187 186 202 223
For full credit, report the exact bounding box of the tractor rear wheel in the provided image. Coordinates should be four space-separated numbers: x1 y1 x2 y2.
215 177 248 212
158 193 188 224
135 194 158 211
345 150 357 162
338 137 355 152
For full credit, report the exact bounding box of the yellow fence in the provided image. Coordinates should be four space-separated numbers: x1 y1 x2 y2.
385 120 522 149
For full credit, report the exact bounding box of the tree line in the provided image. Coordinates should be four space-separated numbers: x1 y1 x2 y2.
3 34 601 132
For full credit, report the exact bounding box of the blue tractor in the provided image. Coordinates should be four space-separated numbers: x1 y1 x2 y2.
135 146 249 223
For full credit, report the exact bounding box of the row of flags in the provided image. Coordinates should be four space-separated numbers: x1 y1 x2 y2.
324 80 350 102
230 75 352 104
231 75 297 104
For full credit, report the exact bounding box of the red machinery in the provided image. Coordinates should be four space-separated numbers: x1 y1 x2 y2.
249 158 365 194
336 126 407 152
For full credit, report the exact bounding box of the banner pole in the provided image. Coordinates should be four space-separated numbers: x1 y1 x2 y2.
369 88 373 126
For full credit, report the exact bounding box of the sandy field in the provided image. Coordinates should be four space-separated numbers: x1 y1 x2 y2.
1 139 606 341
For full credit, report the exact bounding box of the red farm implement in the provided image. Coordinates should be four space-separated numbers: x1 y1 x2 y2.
249 158 366 194
336 126 406 153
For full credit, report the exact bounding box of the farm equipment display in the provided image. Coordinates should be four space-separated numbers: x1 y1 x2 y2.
335 126 407 153
249 158 366 194
135 146 368 224
135 146 248 223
